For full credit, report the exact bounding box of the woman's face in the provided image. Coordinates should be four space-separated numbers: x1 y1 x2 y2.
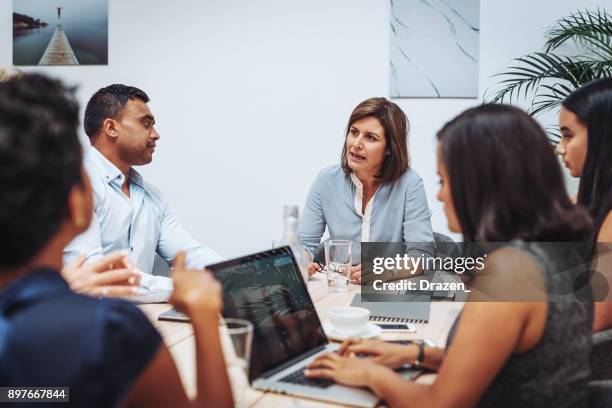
556 106 588 177
436 142 462 233
345 116 388 178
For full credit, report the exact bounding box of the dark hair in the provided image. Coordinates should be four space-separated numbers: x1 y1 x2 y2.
562 78 612 245
340 97 409 183
437 104 591 242
0 74 82 267
84 84 149 138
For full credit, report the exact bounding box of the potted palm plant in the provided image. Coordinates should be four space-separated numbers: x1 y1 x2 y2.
488 8 612 142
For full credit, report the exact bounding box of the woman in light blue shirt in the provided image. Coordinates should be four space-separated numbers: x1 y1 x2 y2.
299 97 433 281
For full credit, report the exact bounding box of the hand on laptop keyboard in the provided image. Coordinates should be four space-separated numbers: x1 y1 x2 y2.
280 369 334 389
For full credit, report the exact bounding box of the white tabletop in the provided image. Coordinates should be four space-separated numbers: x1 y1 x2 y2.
140 273 464 407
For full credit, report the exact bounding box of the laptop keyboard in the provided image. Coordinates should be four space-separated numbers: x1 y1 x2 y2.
279 369 334 389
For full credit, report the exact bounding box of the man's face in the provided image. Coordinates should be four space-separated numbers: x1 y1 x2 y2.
115 98 159 166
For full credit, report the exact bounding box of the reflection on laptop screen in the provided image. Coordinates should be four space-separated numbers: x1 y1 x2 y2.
208 247 327 382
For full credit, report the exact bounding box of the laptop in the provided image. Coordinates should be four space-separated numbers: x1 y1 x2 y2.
205 246 419 407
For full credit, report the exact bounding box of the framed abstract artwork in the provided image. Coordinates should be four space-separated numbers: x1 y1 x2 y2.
390 0 480 98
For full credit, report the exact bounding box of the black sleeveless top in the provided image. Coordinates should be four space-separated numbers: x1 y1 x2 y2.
446 242 592 408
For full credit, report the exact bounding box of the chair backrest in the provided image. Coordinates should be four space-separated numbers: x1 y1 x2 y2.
433 231 458 258
312 239 328 265
591 328 612 381
590 380 612 408
152 253 171 277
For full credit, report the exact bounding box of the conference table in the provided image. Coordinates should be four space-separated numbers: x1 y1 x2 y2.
140 274 464 407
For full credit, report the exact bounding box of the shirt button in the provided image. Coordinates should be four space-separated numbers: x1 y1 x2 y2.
130 247 134 252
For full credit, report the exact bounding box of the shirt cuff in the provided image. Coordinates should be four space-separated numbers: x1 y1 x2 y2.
131 273 173 303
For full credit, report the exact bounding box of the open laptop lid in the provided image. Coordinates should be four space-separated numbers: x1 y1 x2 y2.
207 246 328 382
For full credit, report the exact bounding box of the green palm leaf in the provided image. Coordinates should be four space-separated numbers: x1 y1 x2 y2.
531 83 573 115
488 53 585 106
545 8 612 58
580 58 612 77
487 8 612 143
543 125 562 144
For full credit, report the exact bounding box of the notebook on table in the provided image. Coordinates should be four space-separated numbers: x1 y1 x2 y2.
350 293 431 323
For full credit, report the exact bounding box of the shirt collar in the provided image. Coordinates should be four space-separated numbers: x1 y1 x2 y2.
349 172 363 188
128 167 144 188
88 146 144 189
349 172 364 214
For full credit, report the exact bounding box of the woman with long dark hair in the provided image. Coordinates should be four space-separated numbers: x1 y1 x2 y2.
305 104 593 408
557 77 612 331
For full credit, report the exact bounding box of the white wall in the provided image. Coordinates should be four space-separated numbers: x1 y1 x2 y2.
0 0 601 258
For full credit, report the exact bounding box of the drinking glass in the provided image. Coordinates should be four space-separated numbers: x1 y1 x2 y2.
325 240 352 292
220 318 253 408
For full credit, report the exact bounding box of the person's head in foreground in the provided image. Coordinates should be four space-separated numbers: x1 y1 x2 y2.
0 74 91 270
85 83 159 168
305 104 593 408
340 97 409 183
0 74 232 408
437 103 590 242
557 77 612 245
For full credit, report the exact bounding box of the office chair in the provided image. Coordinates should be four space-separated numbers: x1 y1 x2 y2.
433 231 458 258
589 380 612 408
591 328 612 380
152 253 171 277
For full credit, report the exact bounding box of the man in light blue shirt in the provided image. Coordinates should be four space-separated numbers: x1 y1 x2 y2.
64 84 222 301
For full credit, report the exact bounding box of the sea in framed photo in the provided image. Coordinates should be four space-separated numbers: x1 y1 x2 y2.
13 0 108 66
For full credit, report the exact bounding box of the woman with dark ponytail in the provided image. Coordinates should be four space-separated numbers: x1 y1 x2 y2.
557 77 612 331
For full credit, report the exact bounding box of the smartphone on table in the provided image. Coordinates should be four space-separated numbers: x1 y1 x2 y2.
373 322 415 332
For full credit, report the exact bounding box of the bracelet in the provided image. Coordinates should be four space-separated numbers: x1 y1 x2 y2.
413 340 425 369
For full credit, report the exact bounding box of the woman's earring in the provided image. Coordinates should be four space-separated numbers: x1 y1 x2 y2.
75 214 86 228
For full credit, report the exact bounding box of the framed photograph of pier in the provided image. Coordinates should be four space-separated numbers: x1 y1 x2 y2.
13 0 108 66
390 0 480 98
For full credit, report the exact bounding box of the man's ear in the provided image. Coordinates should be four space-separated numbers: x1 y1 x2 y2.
102 118 119 139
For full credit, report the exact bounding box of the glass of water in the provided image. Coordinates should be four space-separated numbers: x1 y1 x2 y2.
325 240 352 292
220 318 253 408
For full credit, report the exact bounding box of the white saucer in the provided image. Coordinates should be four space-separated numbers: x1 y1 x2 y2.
323 321 382 341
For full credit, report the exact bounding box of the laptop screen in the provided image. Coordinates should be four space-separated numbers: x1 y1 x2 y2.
208 247 328 382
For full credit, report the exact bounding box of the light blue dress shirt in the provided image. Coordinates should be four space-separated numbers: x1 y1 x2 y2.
299 165 434 263
64 147 222 301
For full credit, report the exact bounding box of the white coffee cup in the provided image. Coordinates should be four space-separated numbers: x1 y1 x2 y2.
328 306 370 336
